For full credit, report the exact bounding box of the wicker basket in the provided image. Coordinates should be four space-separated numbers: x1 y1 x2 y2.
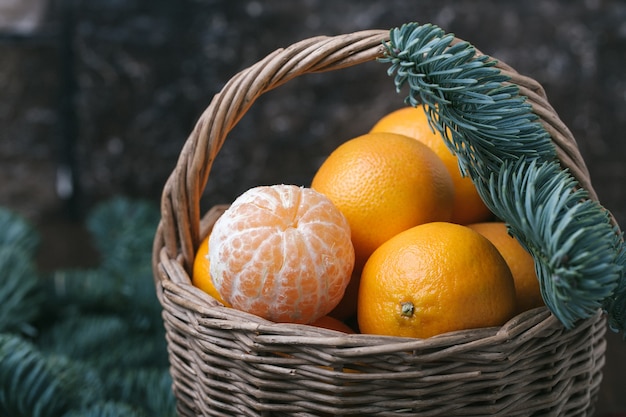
152 29 608 416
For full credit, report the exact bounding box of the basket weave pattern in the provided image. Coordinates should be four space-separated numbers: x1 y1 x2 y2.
153 29 607 416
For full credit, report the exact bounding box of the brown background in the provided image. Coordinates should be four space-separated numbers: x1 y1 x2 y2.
1 0 625 414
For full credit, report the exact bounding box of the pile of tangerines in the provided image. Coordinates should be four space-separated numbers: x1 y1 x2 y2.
192 105 544 339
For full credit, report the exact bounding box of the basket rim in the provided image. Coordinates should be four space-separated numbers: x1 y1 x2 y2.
154 203 607 350
157 246 606 352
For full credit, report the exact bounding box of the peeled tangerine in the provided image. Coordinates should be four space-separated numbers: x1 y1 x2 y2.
209 184 355 324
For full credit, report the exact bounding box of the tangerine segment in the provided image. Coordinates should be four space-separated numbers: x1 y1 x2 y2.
209 184 355 324
358 222 516 339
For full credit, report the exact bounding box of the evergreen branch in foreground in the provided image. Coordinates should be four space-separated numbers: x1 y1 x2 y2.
603 244 626 333
481 159 622 328
380 22 556 183
380 22 625 330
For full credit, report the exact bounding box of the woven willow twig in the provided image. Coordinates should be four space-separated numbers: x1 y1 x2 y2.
153 29 607 416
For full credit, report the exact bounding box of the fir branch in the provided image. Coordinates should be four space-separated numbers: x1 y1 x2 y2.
47 355 105 409
44 268 123 314
0 207 40 256
0 246 42 335
43 267 163 329
0 334 74 417
103 368 176 417
44 265 161 322
0 198 172 416
480 159 622 328
61 197 164 322
86 197 160 275
38 315 130 359
380 22 556 183
380 22 626 330
63 401 147 417
604 243 626 333
37 315 168 371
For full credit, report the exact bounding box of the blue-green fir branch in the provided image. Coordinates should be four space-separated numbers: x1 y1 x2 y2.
480 159 622 328
63 402 148 417
102 368 176 416
86 196 159 274
603 244 626 333
381 22 625 330
0 246 42 336
37 315 168 373
0 197 174 415
380 22 556 183
0 207 40 256
0 207 43 335
0 334 75 417
43 267 163 327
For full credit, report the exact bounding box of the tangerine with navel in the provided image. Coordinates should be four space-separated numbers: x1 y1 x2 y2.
357 222 517 339
209 184 355 324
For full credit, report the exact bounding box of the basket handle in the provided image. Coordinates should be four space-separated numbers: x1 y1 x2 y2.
153 28 596 278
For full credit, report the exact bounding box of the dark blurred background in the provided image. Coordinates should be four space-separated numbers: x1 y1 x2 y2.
1 0 625 415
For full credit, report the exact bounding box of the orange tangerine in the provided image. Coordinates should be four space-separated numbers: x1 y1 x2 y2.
311 132 454 267
358 222 517 338
370 105 493 224
468 222 544 313
192 233 231 307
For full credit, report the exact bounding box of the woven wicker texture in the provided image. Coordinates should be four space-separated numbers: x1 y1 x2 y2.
153 29 607 416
